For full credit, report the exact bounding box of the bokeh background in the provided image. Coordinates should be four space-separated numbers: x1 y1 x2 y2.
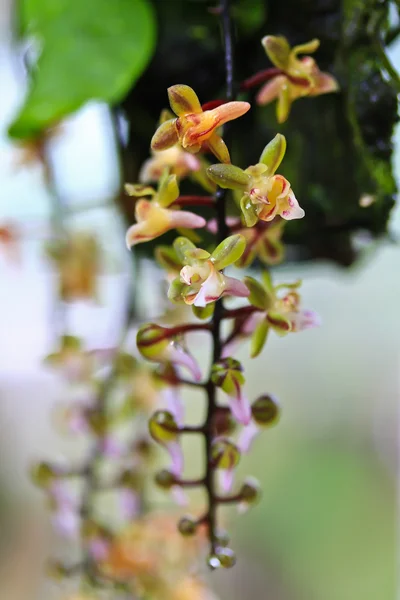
0 0 399 599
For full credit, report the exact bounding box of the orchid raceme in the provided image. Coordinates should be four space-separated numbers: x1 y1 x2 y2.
168 235 249 307
256 35 339 122
207 134 304 227
151 84 250 163
125 172 206 247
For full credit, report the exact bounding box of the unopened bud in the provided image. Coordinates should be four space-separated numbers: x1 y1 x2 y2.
149 410 179 444
211 439 240 470
178 516 197 536
207 546 236 570
239 477 261 504
251 394 280 426
137 323 170 360
30 462 59 488
154 469 176 489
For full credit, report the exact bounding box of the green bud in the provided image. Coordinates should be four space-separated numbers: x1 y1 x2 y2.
207 547 237 569
136 323 170 360
192 302 215 320
178 516 197 536
211 439 240 470
206 164 251 191
30 462 58 488
244 276 273 310
154 469 176 489
251 394 280 427
61 334 81 351
250 319 269 358
149 410 179 444
239 477 261 504
119 469 140 488
211 358 245 394
240 195 258 227
211 234 246 270
259 134 287 176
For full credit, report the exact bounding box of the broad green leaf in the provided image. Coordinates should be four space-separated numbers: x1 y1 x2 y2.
9 0 156 139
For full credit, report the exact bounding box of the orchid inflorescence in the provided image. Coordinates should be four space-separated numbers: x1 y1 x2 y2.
31 14 337 595
127 26 335 569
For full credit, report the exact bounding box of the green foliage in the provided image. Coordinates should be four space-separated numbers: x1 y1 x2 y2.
9 0 156 139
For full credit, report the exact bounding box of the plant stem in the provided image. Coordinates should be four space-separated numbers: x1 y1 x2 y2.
204 0 235 556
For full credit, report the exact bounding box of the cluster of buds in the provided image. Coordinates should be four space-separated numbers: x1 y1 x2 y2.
126 38 335 567
34 336 166 592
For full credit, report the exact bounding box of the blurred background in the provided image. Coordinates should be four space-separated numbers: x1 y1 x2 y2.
0 0 399 599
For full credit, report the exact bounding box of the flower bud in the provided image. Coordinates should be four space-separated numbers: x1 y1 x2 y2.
30 462 59 488
207 547 237 569
211 358 244 394
154 469 176 489
251 394 280 426
239 477 261 504
149 410 179 444
178 516 197 536
136 323 170 361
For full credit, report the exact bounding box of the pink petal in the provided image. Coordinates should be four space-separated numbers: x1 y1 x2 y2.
89 538 110 561
229 385 252 426
171 485 189 506
167 344 202 382
207 217 241 234
167 440 184 477
222 275 250 299
311 72 339 95
100 435 124 458
168 209 206 230
237 421 260 454
119 489 140 520
162 387 185 425
290 309 321 332
256 75 287 105
280 191 305 221
194 264 226 307
219 468 235 493
52 508 80 538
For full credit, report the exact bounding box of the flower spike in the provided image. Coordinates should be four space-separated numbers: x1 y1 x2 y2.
151 84 250 163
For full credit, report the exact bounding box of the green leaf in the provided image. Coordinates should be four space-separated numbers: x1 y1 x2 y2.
9 0 156 139
211 234 246 270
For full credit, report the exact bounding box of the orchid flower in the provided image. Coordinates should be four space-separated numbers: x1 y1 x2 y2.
257 36 339 122
125 171 206 247
140 146 201 183
207 134 304 227
233 273 321 357
211 359 251 426
151 84 250 163
168 235 249 307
